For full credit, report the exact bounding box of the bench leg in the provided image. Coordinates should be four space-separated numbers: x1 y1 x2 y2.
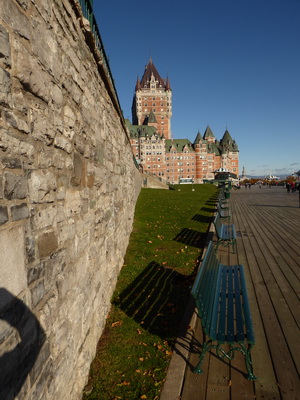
240 343 257 381
194 341 212 374
232 238 236 253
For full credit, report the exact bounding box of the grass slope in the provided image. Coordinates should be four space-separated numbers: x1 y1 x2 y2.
83 184 217 400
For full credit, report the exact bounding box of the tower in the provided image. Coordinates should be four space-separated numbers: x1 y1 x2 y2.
132 58 172 139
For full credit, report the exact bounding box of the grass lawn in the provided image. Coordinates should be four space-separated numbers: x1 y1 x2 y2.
83 184 217 400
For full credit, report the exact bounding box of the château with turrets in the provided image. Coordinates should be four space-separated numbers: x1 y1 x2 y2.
127 58 239 184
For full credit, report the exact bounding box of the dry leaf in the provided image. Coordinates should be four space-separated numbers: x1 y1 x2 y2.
111 321 122 328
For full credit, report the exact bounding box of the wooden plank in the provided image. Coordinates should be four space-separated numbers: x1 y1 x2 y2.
230 194 281 399
231 188 300 399
180 187 299 399
181 317 210 400
235 199 300 374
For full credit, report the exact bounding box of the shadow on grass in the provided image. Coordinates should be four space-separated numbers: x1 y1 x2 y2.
192 214 214 223
201 206 216 213
173 228 212 248
113 262 192 339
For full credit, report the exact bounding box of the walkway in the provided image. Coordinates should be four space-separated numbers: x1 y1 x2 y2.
161 185 300 400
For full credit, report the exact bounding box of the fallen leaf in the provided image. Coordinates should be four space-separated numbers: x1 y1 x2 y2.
139 357 144 362
116 381 130 387
111 321 122 328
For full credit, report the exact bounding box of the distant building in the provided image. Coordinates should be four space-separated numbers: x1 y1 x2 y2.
128 59 239 183
264 174 280 181
240 166 249 181
132 57 172 139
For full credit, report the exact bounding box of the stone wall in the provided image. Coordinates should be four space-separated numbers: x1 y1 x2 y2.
0 1 142 399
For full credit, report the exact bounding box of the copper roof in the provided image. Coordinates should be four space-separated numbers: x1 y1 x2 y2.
140 58 167 89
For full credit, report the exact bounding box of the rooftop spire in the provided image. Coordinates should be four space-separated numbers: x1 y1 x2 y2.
140 58 165 88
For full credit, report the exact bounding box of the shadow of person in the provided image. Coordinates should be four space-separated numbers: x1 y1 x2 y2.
0 288 45 400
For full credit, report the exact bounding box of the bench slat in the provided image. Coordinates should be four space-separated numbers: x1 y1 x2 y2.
217 267 227 343
234 266 245 343
240 266 255 344
227 267 235 343
191 241 256 380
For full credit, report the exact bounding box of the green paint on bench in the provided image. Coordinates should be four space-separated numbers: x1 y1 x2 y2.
191 241 256 380
217 202 230 219
213 212 236 252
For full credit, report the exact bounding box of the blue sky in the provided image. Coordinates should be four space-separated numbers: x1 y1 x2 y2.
92 0 300 177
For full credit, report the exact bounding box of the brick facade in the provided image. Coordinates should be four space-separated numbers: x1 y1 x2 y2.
129 59 239 184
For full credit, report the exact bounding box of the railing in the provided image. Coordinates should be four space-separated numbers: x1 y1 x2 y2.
78 0 121 113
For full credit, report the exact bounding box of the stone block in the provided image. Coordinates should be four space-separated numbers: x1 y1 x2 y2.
27 263 44 285
0 0 30 40
25 236 35 263
14 40 50 102
4 172 27 199
11 203 29 221
2 157 22 169
0 319 13 344
51 83 63 107
30 280 45 308
63 104 76 128
29 341 50 385
28 170 57 203
54 135 72 154
65 189 81 217
0 67 11 106
32 204 57 229
38 231 58 258
0 225 26 297
16 0 28 10
32 113 55 145
0 25 11 66
0 206 8 224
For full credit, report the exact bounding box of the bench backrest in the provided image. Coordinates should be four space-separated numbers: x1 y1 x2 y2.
213 213 222 237
191 241 221 339
191 241 255 344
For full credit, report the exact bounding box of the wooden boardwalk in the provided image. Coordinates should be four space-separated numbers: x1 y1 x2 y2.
181 186 300 400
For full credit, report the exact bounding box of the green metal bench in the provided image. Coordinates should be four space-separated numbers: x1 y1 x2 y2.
191 241 256 380
217 202 230 220
214 212 236 252
218 198 229 210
